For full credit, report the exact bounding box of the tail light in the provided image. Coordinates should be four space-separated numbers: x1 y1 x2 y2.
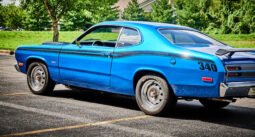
226 66 241 77
227 72 241 77
226 66 241 71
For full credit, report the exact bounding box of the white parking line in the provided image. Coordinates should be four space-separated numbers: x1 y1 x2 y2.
0 93 29 96
0 101 92 123
1 115 150 137
0 101 170 137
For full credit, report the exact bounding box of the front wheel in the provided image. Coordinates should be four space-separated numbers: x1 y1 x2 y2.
135 75 177 116
27 62 55 95
199 99 230 109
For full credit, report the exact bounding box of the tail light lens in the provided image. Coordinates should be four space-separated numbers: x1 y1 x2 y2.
226 66 241 71
227 72 241 77
226 66 241 77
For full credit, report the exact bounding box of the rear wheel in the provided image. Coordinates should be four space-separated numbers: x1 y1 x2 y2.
27 62 55 95
199 99 230 109
135 75 177 115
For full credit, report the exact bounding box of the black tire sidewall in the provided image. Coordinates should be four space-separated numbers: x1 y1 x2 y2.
135 75 176 115
27 62 53 95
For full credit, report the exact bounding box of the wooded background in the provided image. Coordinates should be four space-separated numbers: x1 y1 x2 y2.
0 0 254 34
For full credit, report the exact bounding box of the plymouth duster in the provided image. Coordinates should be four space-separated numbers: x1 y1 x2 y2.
15 21 255 115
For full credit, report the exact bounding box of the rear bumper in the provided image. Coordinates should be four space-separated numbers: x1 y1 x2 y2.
220 82 255 98
14 64 20 72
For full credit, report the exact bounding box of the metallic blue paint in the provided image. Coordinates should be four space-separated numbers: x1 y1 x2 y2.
15 21 255 98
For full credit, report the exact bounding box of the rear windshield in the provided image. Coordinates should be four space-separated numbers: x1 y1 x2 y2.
159 29 225 46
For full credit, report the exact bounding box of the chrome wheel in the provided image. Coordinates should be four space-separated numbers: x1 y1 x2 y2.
141 79 165 110
29 65 46 91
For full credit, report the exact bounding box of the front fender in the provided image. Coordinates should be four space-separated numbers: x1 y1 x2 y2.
15 47 60 82
25 56 48 73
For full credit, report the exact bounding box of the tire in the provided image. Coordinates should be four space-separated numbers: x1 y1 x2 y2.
135 75 177 116
199 99 230 109
27 62 55 95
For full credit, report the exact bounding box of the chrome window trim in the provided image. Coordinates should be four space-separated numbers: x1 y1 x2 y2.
73 25 121 47
115 27 143 48
73 24 144 48
157 28 227 46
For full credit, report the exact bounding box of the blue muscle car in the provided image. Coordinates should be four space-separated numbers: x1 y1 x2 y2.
15 21 255 115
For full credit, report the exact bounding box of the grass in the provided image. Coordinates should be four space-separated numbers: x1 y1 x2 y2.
0 31 254 50
0 31 83 50
210 33 255 48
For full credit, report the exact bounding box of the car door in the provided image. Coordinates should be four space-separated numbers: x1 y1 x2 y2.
59 26 121 89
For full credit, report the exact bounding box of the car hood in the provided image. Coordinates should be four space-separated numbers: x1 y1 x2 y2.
182 44 255 60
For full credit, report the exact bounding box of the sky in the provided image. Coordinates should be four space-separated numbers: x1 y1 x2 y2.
1 0 20 6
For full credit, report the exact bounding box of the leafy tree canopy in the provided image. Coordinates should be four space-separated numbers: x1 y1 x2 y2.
150 0 175 23
122 0 145 21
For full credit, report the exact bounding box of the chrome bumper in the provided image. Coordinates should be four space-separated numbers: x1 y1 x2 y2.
220 82 255 98
14 64 20 72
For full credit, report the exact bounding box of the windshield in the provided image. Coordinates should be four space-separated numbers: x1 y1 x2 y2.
159 29 225 46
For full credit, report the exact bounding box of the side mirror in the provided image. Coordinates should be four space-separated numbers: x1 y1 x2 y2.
76 40 81 47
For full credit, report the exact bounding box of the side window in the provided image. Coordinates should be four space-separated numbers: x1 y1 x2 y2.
118 28 141 47
79 26 121 47
161 31 174 43
173 32 195 44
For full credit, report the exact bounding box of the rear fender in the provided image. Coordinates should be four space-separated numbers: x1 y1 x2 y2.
133 67 175 94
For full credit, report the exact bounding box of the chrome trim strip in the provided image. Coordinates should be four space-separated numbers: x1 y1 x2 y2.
226 81 255 87
220 83 228 97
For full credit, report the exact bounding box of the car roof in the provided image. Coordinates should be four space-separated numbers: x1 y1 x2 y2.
97 21 196 31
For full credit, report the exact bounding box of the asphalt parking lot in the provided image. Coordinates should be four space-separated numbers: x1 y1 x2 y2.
0 55 254 137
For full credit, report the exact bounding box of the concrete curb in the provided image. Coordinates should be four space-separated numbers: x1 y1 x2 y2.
0 50 14 55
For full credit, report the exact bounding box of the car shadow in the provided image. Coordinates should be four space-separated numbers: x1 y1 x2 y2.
52 88 140 111
51 89 255 131
168 102 255 131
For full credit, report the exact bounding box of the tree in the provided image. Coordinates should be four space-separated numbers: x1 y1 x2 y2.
0 4 25 29
60 0 91 31
0 5 4 27
150 0 175 23
61 0 118 30
205 0 255 34
175 0 212 30
42 0 79 41
85 0 119 24
22 0 78 41
122 0 145 21
219 0 255 34
240 0 255 33
21 1 50 31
